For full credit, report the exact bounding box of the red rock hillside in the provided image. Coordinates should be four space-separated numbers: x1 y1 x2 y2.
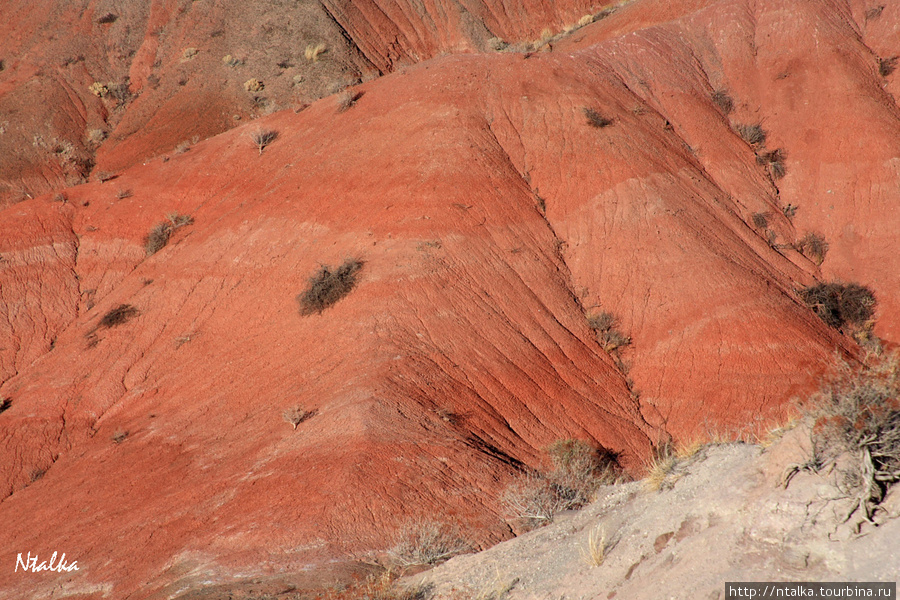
1 0 899 597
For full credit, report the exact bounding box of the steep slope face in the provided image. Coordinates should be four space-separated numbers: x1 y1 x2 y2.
0 0 607 207
1 0 897 597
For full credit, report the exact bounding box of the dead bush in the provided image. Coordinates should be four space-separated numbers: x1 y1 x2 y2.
751 212 769 230
305 43 327 62
799 282 876 331
388 519 470 568
282 406 315 429
250 128 277 155
879 56 898 77
99 304 139 328
736 123 766 146
795 232 828 265
756 148 787 179
711 90 733 114
336 90 362 112
502 440 621 529
785 354 900 524
297 259 363 315
586 311 630 351
144 213 193 256
583 107 613 128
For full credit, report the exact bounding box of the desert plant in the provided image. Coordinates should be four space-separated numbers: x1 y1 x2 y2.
583 107 613 128
711 89 734 114
249 128 277 155
111 430 128 444
94 170 116 182
799 282 876 331
751 212 769 230
644 439 677 491
795 232 828 265
0 397 11 414
785 354 900 524
305 43 327 62
181 47 198 61
282 406 315 429
580 525 609 566
99 304 139 328
336 90 362 112
115 188 132 199
97 12 117 23
503 440 620 529
865 5 884 20
782 203 798 219
586 311 630 351
144 213 192 256
879 56 898 77
243 78 264 92
578 14 594 27
388 519 470 568
756 148 787 179
736 123 766 146
297 259 363 315
222 54 241 67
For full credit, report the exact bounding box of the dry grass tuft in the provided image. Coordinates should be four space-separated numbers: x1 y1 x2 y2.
282 406 315 429
144 213 193 256
879 56 898 77
581 525 609 566
249 128 278 155
388 519 470 568
736 123 766 146
586 311 630 351
711 89 734 114
795 232 828 265
305 43 327 62
583 107 613 128
297 259 363 315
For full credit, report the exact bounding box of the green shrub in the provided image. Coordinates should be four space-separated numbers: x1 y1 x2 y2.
298 259 363 315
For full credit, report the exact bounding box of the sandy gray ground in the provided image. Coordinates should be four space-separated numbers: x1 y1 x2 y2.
405 429 900 600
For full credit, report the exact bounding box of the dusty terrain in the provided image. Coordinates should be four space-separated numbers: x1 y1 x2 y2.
1 0 899 597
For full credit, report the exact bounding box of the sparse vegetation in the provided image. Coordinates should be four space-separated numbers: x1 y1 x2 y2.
99 304 139 328
878 56 898 77
583 107 613 128
243 78 264 93
795 232 828 265
751 212 769 230
115 188 132 200
502 439 621 529
336 89 362 112
305 43 327 62
144 213 193 256
782 203 798 220
222 54 241 67
644 439 677 491
711 89 734 114
111 431 128 444
586 311 630 352
736 123 766 146
181 47 198 61
297 259 363 315
756 148 787 179
581 525 609 567
97 12 117 24
249 128 278 155
388 519 470 568
283 406 315 429
95 170 116 183
785 353 900 525
799 282 876 331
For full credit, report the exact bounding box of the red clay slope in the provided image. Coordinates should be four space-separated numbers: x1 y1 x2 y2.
1 0 898 597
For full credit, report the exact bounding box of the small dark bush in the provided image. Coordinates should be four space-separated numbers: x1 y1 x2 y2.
97 12 118 24
865 5 884 21
711 90 733 114
756 148 787 179
799 282 876 330
336 90 363 112
145 223 172 256
0 397 11 414
587 311 630 351
99 304 139 328
298 259 363 315
583 107 613 128
795 232 828 265
879 56 898 77
782 204 798 219
737 123 766 146
751 212 769 229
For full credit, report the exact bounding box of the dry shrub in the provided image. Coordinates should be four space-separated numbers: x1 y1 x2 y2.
799 282 876 331
879 56 898 77
305 43 327 62
795 232 828 265
144 213 193 256
97 12 117 24
336 90 362 112
711 89 733 114
359 571 432 600
99 304 139 328
756 148 787 179
250 128 277 155
586 311 630 351
577 14 594 27
785 354 900 524
297 259 363 315
388 519 470 568
751 211 769 230
736 123 766 146
583 107 613 128
282 406 315 429
502 440 620 529
0 397 11 414
243 78 264 92
782 203 798 220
